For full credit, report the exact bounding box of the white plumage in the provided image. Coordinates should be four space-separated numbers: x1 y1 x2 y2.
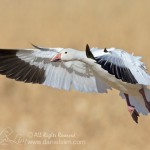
0 44 150 123
15 47 111 93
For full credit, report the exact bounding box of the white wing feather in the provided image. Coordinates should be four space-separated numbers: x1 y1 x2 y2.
16 48 111 93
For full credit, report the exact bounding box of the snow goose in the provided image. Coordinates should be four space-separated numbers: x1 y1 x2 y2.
0 44 150 123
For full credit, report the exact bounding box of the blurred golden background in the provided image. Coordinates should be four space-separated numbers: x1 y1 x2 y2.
0 0 150 149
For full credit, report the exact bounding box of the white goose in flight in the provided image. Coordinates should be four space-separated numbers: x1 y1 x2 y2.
0 44 150 123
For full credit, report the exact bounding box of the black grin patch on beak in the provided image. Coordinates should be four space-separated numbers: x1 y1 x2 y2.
52 59 61 62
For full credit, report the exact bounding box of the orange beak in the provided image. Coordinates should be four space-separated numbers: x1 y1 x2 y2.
51 53 61 62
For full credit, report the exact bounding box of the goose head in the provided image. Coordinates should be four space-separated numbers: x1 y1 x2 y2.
51 48 84 62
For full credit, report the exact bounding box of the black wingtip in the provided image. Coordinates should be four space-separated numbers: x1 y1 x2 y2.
86 44 90 51
85 44 95 60
86 44 90 57
86 44 91 55
104 48 108 53
31 43 40 49
30 43 49 51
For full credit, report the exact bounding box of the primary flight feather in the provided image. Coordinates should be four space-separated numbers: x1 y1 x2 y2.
0 44 150 123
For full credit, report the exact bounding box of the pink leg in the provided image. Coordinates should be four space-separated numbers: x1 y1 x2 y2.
124 93 139 123
139 88 150 112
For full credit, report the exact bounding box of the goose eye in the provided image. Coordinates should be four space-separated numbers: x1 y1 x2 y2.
65 52 67 54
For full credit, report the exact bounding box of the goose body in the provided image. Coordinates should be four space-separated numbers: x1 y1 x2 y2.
82 57 141 96
0 44 150 123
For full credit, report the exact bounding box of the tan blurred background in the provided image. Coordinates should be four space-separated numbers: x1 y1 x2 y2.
0 0 150 149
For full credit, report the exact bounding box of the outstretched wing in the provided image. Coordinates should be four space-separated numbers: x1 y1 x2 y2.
91 47 150 85
0 46 111 93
